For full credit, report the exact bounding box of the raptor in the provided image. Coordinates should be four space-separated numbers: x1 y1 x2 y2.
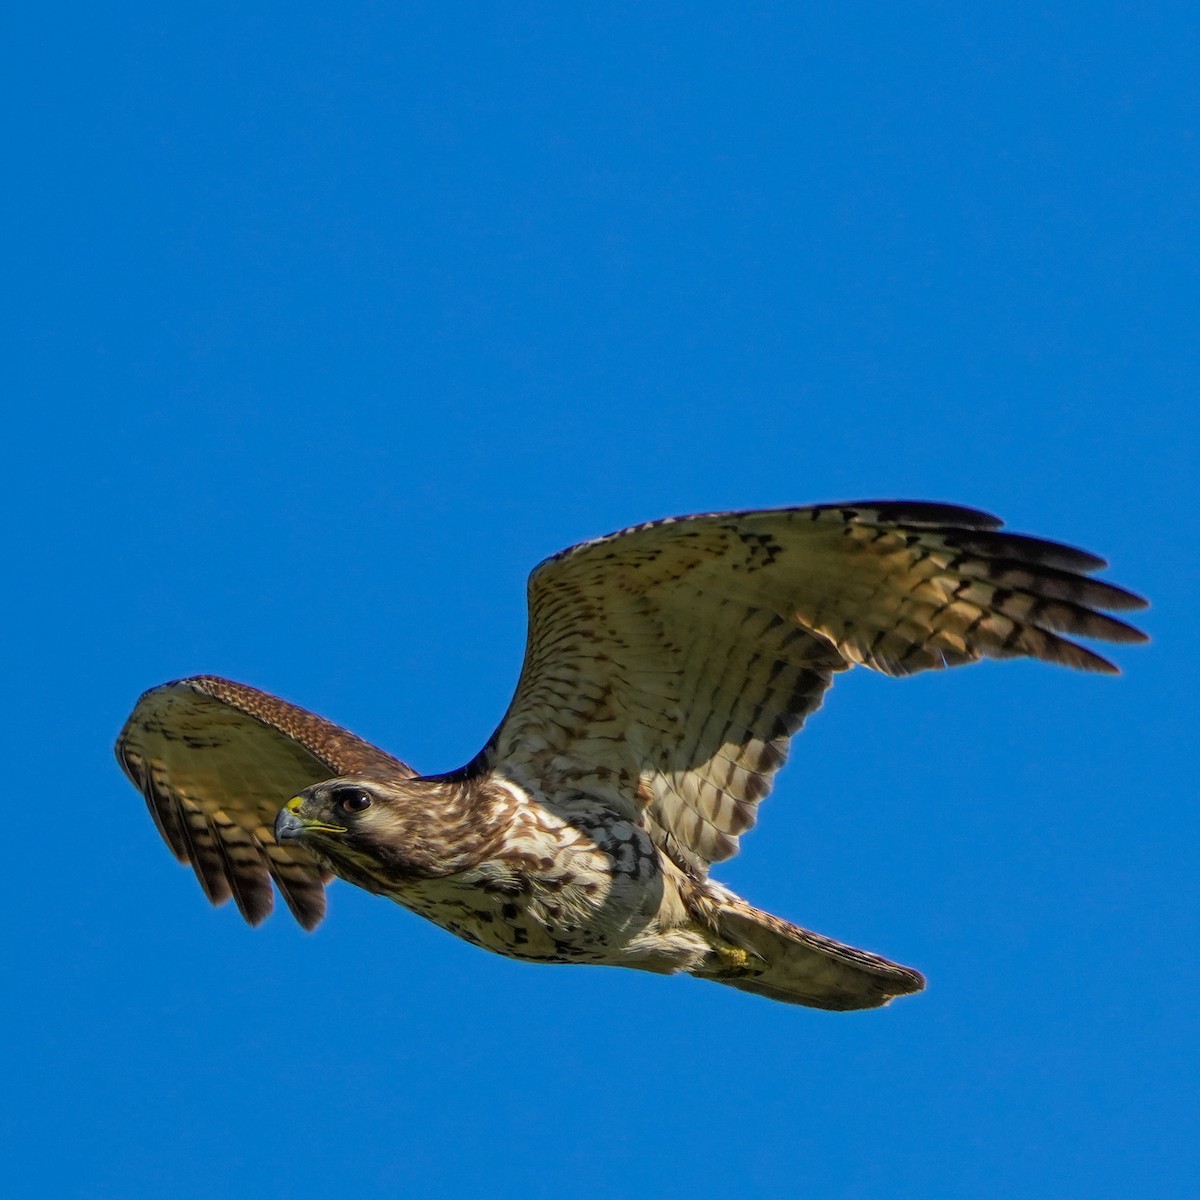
115 500 1146 1009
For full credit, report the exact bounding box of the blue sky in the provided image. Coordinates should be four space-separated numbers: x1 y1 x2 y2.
5 4 1196 1198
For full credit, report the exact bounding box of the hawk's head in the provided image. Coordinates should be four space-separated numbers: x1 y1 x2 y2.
274 777 484 884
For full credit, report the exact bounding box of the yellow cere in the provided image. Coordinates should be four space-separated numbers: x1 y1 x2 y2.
285 796 304 813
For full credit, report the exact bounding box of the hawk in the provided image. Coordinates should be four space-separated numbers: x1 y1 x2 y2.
115 500 1146 1009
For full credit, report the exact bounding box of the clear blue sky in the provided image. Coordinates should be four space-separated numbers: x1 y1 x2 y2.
5 5 1196 1198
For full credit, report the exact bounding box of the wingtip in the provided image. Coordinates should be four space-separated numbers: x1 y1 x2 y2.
277 884 327 932
289 900 326 932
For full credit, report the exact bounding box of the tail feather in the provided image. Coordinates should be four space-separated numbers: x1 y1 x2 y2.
695 897 925 1011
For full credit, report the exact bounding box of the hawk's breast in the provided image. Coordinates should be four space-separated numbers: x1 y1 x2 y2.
379 789 668 965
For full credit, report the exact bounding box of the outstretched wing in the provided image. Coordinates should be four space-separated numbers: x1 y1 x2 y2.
115 675 413 929
481 500 1147 876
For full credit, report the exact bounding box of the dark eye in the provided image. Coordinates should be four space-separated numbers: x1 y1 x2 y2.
337 789 373 814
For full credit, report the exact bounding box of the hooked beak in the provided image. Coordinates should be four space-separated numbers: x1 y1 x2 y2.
275 796 347 843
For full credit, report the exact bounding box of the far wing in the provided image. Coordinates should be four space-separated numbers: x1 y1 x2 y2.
481 501 1147 876
115 675 413 929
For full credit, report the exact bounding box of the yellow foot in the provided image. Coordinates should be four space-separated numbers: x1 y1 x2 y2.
713 943 751 970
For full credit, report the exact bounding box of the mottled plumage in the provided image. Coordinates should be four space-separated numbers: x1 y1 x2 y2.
115 500 1147 1009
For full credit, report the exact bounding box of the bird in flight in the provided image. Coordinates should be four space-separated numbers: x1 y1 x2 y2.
115 500 1146 1009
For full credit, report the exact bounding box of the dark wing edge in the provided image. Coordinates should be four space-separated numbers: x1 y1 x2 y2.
538 497 1148 676
115 675 413 930
825 500 1148 676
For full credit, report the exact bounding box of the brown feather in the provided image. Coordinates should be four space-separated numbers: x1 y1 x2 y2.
114 676 413 929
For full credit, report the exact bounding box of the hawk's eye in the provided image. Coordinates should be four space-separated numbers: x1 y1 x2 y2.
337 789 373 815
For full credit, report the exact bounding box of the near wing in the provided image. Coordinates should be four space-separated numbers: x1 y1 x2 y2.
481 500 1147 877
115 676 413 929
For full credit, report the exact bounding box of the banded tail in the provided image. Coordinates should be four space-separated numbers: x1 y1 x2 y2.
694 893 925 1010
